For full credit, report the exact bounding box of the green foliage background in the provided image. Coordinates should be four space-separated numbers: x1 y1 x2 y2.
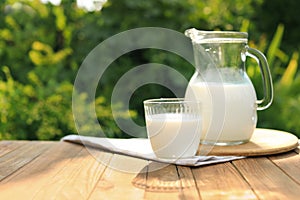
0 0 299 140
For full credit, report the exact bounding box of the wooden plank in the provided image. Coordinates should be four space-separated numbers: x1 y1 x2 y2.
49 148 112 199
32 145 112 199
192 162 257 199
0 141 27 157
269 151 300 184
177 166 201 199
0 141 52 181
89 154 148 200
144 163 183 200
233 157 300 199
0 142 84 199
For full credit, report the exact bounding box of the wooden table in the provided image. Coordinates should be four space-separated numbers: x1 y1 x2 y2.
0 140 300 199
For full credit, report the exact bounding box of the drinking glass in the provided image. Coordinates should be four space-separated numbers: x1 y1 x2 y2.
144 98 202 159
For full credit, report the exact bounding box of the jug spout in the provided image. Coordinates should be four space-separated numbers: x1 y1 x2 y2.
184 28 204 43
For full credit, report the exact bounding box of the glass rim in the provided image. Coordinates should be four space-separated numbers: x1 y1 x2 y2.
143 98 201 104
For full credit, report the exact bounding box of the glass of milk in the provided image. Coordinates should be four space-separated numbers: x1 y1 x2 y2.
143 98 202 159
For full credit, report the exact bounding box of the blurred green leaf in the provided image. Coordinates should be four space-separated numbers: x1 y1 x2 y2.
267 24 284 67
280 52 298 87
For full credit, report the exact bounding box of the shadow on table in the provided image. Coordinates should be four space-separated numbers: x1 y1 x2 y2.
132 161 196 192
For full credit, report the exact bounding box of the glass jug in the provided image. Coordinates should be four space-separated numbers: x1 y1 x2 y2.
184 28 273 146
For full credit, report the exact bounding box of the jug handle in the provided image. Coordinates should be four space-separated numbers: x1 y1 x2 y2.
246 47 273 111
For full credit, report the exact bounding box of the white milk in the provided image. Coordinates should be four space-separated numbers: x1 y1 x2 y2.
145 113 202 158
185 82 257 145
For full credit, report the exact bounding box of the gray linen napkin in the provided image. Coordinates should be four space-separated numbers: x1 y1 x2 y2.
61 135 245 166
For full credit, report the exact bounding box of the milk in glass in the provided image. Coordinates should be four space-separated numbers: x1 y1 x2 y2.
145 113 202 158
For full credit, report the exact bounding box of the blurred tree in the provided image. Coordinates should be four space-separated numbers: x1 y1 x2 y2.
0 0 133 140
255 0 300 53
0 0 299 139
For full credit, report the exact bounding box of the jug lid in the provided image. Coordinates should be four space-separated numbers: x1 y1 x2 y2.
185 28 248 44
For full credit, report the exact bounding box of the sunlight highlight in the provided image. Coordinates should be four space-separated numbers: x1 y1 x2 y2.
40 0 107 11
